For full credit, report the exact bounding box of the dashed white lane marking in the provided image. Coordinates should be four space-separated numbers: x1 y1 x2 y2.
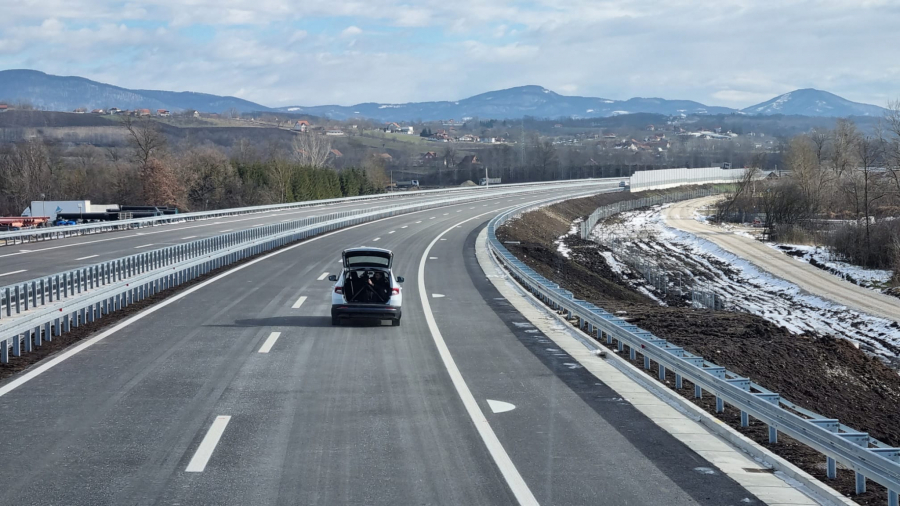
134 244 154 249
440 238 447 241
181 236 197 240
221 229 233 232
388 231 395 234
75 255 99 261
0 269 27 278
429 217 436 220
457 210 462 212
19 249 32 252
252 224 263 227
487 400 516 414
429 257 438 260
258 332 282 354
443 213 449 215
0 209 432 399
185 415 231 473
372 237 381 241
431 293 445 298
415 221 422 224
317 272 329 281
282 219 292 222
402 225 408 228
418 214 538 506
291 296 308 308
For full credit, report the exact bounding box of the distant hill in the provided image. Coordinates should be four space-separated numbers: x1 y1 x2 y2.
277 85 737 121
0 69 270 113
741 89 886 117
0 70 889 122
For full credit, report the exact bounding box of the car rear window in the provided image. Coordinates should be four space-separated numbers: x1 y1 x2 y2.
345 255 391 267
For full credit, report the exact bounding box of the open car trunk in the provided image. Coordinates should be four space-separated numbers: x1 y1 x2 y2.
343 269 392 304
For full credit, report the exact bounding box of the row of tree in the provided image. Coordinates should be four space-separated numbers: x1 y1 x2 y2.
719 103 900 271
0 118 384 217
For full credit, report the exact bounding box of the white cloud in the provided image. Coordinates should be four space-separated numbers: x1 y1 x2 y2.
340 26 363 38
0 1 898 108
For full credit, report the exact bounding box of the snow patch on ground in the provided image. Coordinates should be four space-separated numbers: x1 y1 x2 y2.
766 243 893 289
592 206 900 360
555 218 582 259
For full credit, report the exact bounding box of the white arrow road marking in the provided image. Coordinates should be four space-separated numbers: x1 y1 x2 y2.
431 293 445 298
487 400 516 414
258 332 281 353
317 272 329 281
186 415 231 472
291 296 308 308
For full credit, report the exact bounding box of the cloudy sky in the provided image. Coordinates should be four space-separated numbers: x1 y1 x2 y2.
1 0 898 108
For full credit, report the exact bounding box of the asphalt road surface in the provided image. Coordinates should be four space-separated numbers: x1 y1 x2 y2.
663 196 900 324
0 187 592 284
0 188 761 505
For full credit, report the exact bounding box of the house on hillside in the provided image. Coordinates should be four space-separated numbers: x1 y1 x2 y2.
0 104 8 112
108 108 121 115
375 153 393 162
330 148 343 158
326 129 344 136
91 109 105 114
457 155 481 169
458 134 478 143
157 109 170 117
73 108 87 114
138 109 151 117
293 120 309 132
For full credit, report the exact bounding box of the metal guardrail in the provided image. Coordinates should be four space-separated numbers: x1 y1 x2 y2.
0 179 621 366
488 200 900 506
1 178 617 245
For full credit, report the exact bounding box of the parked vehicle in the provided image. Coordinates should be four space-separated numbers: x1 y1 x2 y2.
479 177 501 186
329 247 404 326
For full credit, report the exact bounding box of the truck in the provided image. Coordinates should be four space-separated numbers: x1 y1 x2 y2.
394 180 420 189
479 177 501 186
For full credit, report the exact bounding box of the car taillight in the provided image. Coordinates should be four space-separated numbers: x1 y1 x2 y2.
391 287 400 295
334 286 343 294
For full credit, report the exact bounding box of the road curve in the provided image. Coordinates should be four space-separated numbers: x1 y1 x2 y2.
662 196 900 324
0 188 762 505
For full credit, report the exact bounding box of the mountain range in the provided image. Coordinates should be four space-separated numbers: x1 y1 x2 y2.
0 69 888 121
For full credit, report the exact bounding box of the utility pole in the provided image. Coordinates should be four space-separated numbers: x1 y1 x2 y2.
485 166 489 190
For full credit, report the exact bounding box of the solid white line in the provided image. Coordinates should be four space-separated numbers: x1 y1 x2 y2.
134 244 154 249
418 214 539 506
0 269 27 278
258 332 282 353
317 272 329 281
185 415 231 472
291 295 308 308
181 236 197 240
75 255 99 261
0 193 572 399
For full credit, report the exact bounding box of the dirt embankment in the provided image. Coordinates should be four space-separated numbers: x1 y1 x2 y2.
498 191 900 505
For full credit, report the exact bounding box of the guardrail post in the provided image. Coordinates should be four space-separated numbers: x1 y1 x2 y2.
643 355 650 370
12 334 21 356
1 337 8 363
43 322 50 343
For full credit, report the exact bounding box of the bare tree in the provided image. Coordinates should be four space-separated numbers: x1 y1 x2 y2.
292 133 332 168
882 99 900 195
855 134 887 264
122 115 167 167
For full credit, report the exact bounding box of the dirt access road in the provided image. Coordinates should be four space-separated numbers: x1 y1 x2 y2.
663 196 900 324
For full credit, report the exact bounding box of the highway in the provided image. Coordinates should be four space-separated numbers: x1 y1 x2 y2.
0 187 784 505
0 188 569 285
663 196 900 324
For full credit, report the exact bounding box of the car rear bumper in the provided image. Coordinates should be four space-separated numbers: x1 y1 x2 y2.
332 304 401 320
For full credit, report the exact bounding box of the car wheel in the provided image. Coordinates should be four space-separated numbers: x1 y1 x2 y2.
392 319 401 327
